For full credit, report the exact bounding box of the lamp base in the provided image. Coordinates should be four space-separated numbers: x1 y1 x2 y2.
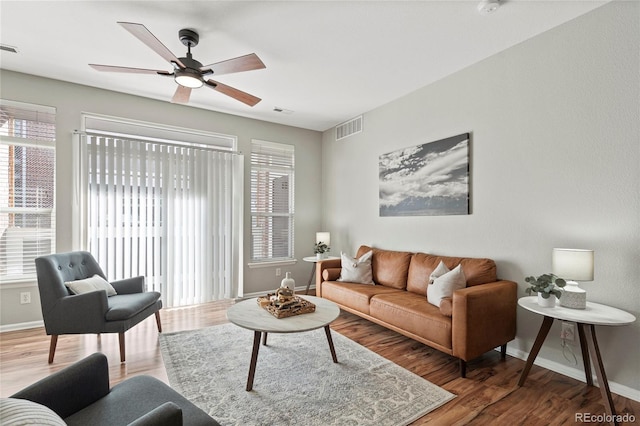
559 281 586 309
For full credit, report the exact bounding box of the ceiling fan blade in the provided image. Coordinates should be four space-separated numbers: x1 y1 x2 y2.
205 80 261 107
171 85 192 104
201 53 266 76
118 22 185 69
90 64 172 75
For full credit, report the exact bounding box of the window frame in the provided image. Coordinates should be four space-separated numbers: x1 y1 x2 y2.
249 139 295 266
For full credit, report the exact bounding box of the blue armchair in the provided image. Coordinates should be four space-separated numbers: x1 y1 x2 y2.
35 251 162 363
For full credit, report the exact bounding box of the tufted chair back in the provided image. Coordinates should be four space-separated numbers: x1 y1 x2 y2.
35 251 107 310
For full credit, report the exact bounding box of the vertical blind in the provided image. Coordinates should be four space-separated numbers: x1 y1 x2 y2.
0 100 56 282
250 139 295 261
82 134 242 307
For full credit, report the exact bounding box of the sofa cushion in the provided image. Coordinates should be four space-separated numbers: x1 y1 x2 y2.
105 292 161 321
407 252 497 295
64 375 217 426
370 292 452 350
427 264 466 308
0 398 66 426
322 281 400 314
357 246 413 289
338 250 374 284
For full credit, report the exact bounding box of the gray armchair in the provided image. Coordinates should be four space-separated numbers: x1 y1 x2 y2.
35 251 162 363
10 352 219 425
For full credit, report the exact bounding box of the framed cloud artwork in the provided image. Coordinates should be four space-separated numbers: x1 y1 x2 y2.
379 133 470 216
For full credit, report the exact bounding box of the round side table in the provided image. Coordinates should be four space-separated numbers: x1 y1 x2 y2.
517 296 635 425
302 255 339 294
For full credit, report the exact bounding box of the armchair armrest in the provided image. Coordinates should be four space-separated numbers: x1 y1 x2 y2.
45 291 109 335
11 353 110 419
316 258 341 297
111 276 145 294
127 402 183 426
451 280 517 361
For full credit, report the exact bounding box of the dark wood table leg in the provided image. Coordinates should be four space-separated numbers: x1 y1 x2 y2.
246 331 262 391
262 332 268 346
576 323 593 386
305 263 316 295
324 325 338 363
518 316 554 386
584 324 618 425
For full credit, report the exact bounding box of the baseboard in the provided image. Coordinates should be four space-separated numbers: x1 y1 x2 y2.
501 346 640 402
0 320 44 333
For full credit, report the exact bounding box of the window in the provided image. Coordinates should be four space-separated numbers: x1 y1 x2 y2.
250 140 295 262
78 115 242 307
0 100 56 282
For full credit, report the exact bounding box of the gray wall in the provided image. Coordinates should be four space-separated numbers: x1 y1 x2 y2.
321 2 639 395
0 70 323 326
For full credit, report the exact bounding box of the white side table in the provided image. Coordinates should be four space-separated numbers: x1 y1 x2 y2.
302 256 339 294
517 296 635 425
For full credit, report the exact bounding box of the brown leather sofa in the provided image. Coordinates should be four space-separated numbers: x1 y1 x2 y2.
316 245 517 377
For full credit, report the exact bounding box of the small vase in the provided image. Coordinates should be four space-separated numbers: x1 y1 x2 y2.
280 272 295 294
537 293 556 308
316 252 326 260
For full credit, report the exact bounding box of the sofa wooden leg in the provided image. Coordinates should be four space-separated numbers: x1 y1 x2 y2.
48 335 58 364
459 359 467 378
501 344 507 359
155 311 162 333
119 332 125 363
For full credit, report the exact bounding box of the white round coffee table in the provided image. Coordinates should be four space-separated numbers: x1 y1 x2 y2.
227 295 340 391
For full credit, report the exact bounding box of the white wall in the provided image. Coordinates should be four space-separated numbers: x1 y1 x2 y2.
321 2 639 395
0 70 323 326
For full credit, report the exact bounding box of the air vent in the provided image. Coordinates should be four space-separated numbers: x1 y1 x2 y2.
335 116 363 141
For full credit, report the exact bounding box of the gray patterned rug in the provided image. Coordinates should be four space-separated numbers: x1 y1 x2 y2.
159 323 455 426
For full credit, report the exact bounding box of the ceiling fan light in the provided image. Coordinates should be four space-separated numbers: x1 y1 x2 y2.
175 72 203 88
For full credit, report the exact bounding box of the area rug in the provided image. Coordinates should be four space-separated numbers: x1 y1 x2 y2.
159 323 455 425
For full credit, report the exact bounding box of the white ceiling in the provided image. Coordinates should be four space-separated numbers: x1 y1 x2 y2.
0 1 607 132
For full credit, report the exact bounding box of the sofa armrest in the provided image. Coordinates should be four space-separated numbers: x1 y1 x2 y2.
127 402 183 426
316 258 341 297
451 280 517 361
11 353 110 419
111 276 145 294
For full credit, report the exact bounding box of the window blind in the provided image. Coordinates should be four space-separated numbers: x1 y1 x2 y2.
0 100 56 282
250 140 295 262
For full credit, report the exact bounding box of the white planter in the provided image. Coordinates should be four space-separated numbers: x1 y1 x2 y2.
316 253 327 260
537 293 557 308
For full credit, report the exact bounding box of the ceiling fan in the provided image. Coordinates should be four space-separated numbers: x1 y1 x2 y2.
90 22 266 106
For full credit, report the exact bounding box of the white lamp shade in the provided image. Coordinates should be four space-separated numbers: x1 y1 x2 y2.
552 248 594 281
316 232 330 246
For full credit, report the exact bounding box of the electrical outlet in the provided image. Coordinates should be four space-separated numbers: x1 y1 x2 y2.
276 268 282 277
20 292 31 304
561 321 575 342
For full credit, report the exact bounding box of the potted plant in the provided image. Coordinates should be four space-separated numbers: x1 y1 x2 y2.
525 273 566 307
314 242 330 260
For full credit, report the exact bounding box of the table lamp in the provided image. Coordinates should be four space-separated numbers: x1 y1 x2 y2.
552 248 594 309
316 232 330 247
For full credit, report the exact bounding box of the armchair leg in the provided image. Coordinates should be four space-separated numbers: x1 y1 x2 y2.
119 332 125 363
48 335 58 364
501 344 507 359
155 311 162 333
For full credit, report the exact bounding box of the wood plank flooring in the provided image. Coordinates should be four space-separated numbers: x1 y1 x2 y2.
1 299 638 425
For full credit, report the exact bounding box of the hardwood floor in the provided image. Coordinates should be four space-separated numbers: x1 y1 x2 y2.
1 299 638 425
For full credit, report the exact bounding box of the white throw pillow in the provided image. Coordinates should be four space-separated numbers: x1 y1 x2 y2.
427 264 466 307
428 261 450 285
337 250 374 285
65 274 117 296
0 398 66 426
